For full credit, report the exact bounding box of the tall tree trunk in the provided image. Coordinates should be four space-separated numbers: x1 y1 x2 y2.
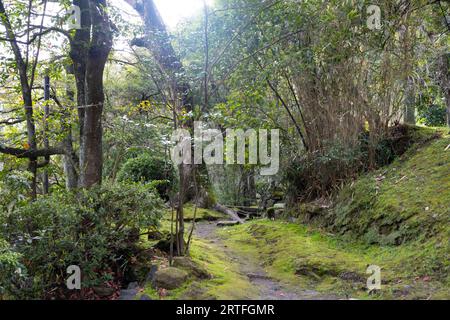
404 77 416 125
63 67 79 190
70 0 112 188
126 0 198 256
70 0 90 186
126 0 213 202
42 75 50 194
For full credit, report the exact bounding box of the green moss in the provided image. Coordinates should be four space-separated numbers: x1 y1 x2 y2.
141 204 227 245
189 239 258 299
219 220 449 299
332 132 449 247
138 131 449 300
182 204 227 222
139 237 256 300
160 204 226 225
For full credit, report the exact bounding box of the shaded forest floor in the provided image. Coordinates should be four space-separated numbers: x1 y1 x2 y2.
137 216 448 300
191 221 338 300
133 128 449 300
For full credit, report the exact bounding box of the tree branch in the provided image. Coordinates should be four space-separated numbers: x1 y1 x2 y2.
0 145 65 158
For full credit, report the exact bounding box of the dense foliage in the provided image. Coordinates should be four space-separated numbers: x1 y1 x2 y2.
117 154 175 199
0 0 448 300
0 183 164 299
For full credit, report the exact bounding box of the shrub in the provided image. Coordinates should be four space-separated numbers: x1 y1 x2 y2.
117 154 175 199
0 239 26 299
284 142 365 201
0 169 31 213
0 182 164 299
418 104 447 127
284 125 436 201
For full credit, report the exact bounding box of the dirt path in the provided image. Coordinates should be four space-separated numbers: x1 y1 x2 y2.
194 221 337 300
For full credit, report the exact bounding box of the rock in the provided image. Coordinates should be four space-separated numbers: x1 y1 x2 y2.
295 267 321 280
93 286 115 297
140 294 152 300
273 203 286 210
145 265 158 286
267 205 285 220
299 203 326 223
173 257 211 280
217 220 240 227
179 283 215 300
247 273 271 280
339 272 365 283
153 267 188 290
127 282 139 290
272 191 284 201
119 288 139 300
368 289 382 296
393 285 413 297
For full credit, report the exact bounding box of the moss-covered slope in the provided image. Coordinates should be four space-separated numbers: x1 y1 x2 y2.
219 129 449 299
330 129 449 246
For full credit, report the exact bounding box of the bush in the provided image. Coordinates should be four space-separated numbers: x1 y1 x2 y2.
0 182 164 299
0 169 31 213
284 125 434 201
117 154 175 199
284 142 365 201
0 239 26 299
418 104 447 127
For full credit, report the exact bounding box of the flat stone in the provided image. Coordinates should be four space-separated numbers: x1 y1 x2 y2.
119 288 139 300
154 267 188 290
145 265 158 285
247 273 271 280
127 282 139 290
93 286 115 297
173 257 211 279
217 220 240 227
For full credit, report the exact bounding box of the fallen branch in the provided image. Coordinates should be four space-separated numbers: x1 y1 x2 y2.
213 204 245 224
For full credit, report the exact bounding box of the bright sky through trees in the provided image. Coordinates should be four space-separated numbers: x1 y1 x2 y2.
154 0 213 29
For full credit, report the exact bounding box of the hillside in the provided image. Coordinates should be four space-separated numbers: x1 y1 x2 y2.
194 130 450 300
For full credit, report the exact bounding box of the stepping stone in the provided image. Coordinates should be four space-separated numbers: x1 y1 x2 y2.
119 288 139 300
217 220 240 227
247 273 271 280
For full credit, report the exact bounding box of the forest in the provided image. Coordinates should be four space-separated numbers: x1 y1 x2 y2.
0 0 449 301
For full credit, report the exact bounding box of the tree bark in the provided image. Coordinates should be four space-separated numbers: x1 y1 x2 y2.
62 68 79 190
404 77 416 125
126 0 198 256
70 0 90 185
70 0 112 188
42 75 50 194
213 204 244 223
